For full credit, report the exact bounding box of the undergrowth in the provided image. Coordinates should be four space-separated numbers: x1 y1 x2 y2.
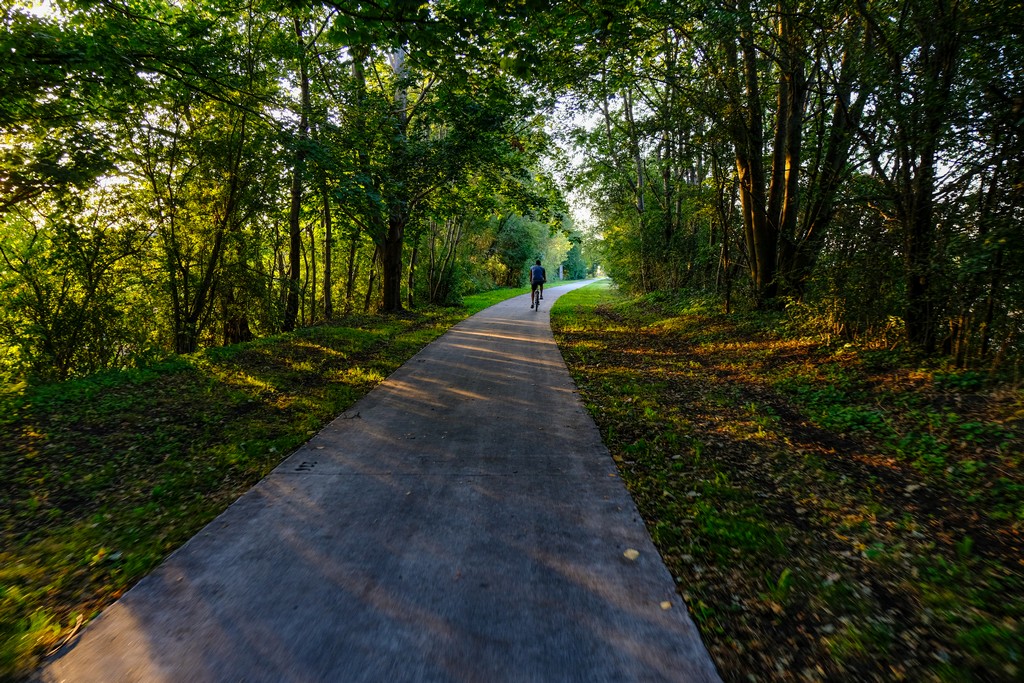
552 281 1023 682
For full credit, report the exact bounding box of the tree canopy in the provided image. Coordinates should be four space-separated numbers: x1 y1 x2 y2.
563 0 1023 366
2 0 1021 380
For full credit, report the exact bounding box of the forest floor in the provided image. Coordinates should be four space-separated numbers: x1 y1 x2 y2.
551 282 1023 682
0 288 528 682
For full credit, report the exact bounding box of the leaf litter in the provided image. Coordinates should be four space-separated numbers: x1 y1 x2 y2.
552 287 1023 682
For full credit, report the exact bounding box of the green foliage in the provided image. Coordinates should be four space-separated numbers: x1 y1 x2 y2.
560 0 1024 366
808 186 906 328
483 214 549 286
0 203 152 380
562 240 589 280
0 0 569 381
934 371 987 392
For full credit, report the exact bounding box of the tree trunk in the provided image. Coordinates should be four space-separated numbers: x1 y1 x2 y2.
277 250 287 312
305 211 316 325
349 45 369 316
729 9 776 306
902 3 960 353
323 184 333 319
407 234 418 309
282 18 310 332
364 245 379 313
981 247 1003 359
380 47 410 313
904 165 939 352
345 228 359 314
381 213 405 312
768 7 806 297
778 29 867 299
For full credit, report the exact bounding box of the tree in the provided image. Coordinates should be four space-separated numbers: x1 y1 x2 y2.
855 0 964 352
282 16 313 332
0 194 145 379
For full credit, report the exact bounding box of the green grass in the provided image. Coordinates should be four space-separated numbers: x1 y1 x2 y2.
551 281 1024 683
0 286 541 682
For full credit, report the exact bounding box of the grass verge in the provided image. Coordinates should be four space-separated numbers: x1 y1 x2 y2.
0 286 536 681
552 281 1023 682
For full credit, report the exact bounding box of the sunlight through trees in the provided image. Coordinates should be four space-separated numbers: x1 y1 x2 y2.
2 0 1021 379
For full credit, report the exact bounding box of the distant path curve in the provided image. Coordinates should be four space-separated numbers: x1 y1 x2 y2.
39 281 721 683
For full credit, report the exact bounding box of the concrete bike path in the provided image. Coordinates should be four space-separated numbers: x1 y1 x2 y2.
40 281 721 683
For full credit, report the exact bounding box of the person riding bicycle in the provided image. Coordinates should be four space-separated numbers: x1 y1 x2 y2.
529 259 546 309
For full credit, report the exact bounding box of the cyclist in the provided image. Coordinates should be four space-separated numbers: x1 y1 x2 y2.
529 259 546 309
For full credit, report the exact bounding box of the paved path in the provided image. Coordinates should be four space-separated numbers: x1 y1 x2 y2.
40 282 721 683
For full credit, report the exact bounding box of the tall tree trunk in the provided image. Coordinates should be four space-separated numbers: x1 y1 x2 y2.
323 184 333 319
902 2 960 353
904 154 939 352
364 245 379 313
427 218 438 298
599 85 649 292
381 212 405 311
407 234 418 309
728 8 775 306
305 211 316 324
660 28 678 251
779 27 868 299
346 48 370 317
345 228 359 314
282 17 310 332
277 250 287 311
623 88 652 292
380 47 410 312
167 115 245 354
427 217 460 304
768 4 806 295
981 247 1003 359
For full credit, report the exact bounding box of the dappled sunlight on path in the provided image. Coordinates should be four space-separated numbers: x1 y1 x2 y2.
40 282 720 683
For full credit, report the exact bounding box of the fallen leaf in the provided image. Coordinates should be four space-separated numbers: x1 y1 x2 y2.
624 548 640 561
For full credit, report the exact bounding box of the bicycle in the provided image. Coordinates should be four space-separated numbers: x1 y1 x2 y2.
528 259 546 310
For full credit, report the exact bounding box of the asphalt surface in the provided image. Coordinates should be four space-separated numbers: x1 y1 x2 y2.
39 281 721 683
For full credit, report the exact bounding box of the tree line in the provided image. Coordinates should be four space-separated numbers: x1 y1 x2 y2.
565 0 1022 368
0 0 586 381
3 0 1021 382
